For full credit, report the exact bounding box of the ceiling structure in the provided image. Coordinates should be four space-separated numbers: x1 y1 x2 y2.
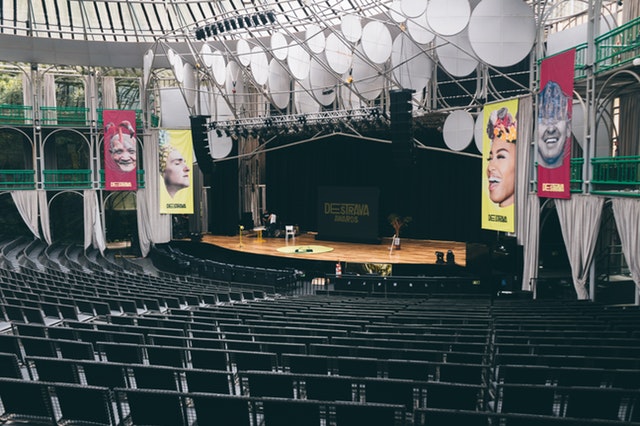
0 0 625 149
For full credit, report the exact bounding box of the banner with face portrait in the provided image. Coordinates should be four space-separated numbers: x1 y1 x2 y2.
482 99 518 233
103 110 138 191
159 129 194 214
537 49 575 199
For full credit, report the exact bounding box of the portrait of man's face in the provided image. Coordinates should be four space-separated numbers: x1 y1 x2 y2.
163 148 190 197
538 81 571 169
110 133 137 173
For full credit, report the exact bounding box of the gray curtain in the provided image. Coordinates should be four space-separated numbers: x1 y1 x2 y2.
521 194 540 293
617 95 640 156
137 130 171 257
37 189 52 245
611 198 640 305
556 195 605 299
83 190 106 253
516 95 533 244
10 191 40 240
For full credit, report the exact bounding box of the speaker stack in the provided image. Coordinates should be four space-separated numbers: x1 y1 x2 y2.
189 115 215 175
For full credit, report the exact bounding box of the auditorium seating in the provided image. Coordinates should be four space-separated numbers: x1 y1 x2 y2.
1 240 640 425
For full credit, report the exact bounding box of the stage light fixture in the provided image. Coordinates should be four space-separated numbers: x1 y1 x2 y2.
210 24 218 35
204 26 211 37
195 27 206 40
244 16 252 27
217 22 225 33
237 17 244 28
252 15 260 26
224 20 231 31
215 129 222 137
259 13 268 25
230 19 237 30
266 11 276 23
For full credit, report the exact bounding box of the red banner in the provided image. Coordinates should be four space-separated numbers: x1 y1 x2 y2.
537 49 575 199
103 110 138 191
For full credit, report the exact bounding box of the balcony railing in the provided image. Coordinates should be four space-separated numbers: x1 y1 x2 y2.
570 158 584 193
99 169 146 189
0 105 34 125
591 156 640 197
0 170 36 190
595 16 640 73
43 169 92 190
0 104 159 128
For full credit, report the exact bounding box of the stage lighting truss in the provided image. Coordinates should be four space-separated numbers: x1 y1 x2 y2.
194 10 277 40
208 107 390 140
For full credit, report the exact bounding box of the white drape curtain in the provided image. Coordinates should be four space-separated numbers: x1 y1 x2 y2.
11 191 40 239
611 198 640 305
137 130 170 257
37 189 52 245
22 70 33 122
84 74 97 124
83 190 106 254
521 194 540 292
43 73 57 124
556 195 605 299
102 77 117 110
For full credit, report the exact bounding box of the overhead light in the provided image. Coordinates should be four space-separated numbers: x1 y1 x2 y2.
266 11 276 24
259 13 268 25
251 15 260 26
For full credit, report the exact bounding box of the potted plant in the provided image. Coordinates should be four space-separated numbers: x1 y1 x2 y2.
387 213 412 250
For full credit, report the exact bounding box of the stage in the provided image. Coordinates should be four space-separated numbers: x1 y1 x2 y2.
199 232 467 267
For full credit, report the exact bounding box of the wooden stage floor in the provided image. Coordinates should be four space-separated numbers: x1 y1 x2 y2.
200 232 466 267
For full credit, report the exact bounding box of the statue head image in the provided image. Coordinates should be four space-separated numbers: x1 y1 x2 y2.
537 80 572 169
159 131 190 198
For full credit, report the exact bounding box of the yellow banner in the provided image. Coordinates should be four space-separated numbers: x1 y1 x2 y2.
159 129 194 214
481 99 518 233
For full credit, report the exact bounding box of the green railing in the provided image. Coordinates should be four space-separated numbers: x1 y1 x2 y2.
97 109 160 129
0 105 158 128
0 170 36 190
40 106 90 126
591 156 640 197
570 158 584 193
99 169 146 189
0 104 34 125
595 16 640 73
43 169 92 190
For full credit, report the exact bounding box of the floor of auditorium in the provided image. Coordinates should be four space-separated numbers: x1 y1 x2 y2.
200 232 467 267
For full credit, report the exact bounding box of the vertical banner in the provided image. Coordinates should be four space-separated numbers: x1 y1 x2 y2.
482 99 518 233
537 49 575 199
159 129 194 214
103 110 137 191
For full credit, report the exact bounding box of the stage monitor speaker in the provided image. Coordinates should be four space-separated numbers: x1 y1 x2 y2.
190 115 214 175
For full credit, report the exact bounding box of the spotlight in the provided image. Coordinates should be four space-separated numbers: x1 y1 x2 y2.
224 20 231 31
446 250 455 265
195 28 206 40
215 129 222 137
244 16 252 27
204 26 211 37
217 22 225 33
237 17 244 28
252 15 260 26
266 11 276 23
230 19 237 30
435 251 445 265
210 24 218 35
259 13 268 25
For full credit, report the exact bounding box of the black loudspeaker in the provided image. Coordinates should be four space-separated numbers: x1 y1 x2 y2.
190 115 214 175
389 89 415 168
241 212 254 230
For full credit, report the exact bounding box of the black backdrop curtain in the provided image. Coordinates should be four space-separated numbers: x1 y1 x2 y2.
265 133 486 244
